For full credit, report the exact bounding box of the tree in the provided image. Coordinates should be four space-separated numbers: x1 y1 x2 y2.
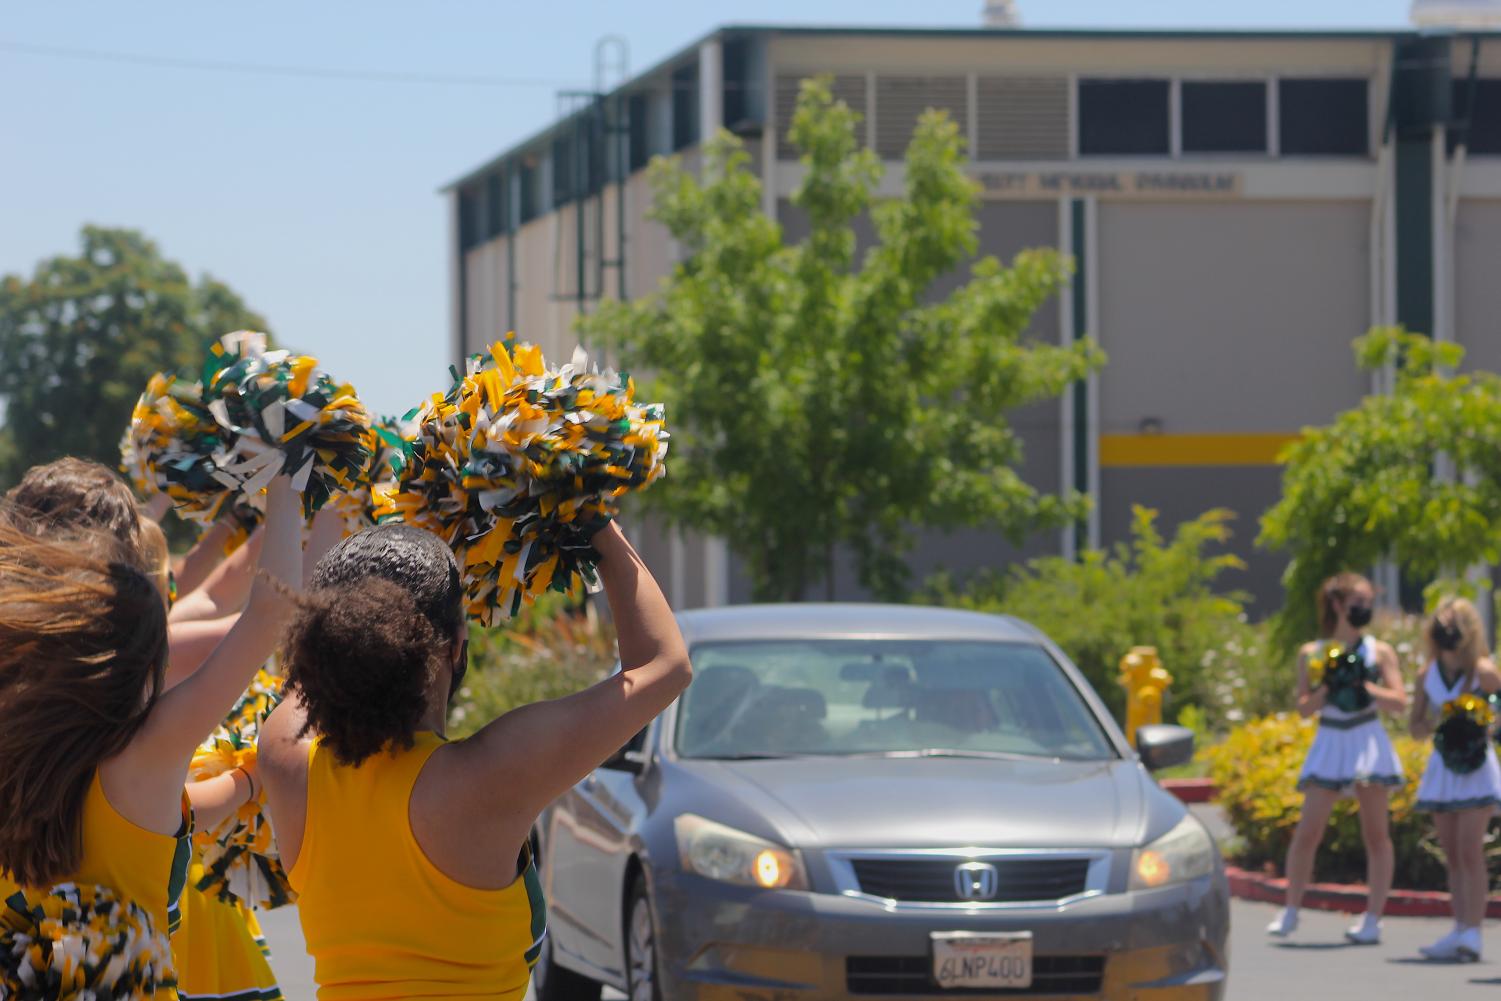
928 507 1249 716
1259 327 1501 645
0 226 269 487
579 77 1104 601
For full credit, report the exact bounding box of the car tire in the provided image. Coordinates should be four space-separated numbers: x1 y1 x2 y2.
533 932 602 1001
626 879 663 1001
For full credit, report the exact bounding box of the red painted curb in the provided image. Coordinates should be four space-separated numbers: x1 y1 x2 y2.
1161 778 1217 803
1226 865 1501 919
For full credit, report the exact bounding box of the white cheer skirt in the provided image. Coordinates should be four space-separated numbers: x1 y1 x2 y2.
1415 745 1501 813
1297 714 1405 793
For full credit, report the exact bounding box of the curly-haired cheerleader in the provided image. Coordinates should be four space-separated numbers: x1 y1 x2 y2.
258 522 690 999
0 473 303 997
1267 571 1407 944
1410 596 1501 963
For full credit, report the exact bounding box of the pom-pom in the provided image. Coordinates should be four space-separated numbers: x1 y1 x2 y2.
1313 644 1376 713
187 669 296 910
328 416 415 532
0 883 175 998
1436 692 1496 775
376 341 668 625
201 343 374 518
122 371 240 524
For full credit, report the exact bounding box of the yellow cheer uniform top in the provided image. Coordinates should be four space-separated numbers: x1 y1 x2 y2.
1 770 192 935
289 731 548 1001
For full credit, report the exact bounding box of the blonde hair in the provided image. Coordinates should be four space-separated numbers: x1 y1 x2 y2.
138 519 171 608
1428 596 1489 670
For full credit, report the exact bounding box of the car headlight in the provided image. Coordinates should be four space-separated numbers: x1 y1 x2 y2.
1130 813 1216 890
673 814 808 890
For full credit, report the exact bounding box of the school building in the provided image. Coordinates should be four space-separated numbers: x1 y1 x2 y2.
443 22 1501 612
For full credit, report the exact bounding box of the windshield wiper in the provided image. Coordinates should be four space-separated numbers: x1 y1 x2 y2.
696 752 796 760
867 748 1053 762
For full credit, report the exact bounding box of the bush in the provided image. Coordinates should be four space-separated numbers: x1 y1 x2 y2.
1203 713 1446 888
927 506 1248 718
448 596 618 739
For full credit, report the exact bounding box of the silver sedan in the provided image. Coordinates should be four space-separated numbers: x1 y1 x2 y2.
532 603 1228 1001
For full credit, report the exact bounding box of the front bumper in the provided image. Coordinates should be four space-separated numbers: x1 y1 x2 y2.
652 870 1228 1001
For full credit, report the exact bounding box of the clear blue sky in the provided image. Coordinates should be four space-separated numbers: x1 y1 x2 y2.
2 0 1412 416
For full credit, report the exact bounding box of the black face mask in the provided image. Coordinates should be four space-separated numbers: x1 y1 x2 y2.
447 639 469 707
1346 605 1373 629
1432 621 1463 651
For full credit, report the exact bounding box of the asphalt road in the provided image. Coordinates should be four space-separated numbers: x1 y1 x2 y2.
1227 900 1499 1001
258 899 1499 1000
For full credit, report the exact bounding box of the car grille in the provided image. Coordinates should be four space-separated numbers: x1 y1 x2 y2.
850 857 1091 903
847 955 1105 995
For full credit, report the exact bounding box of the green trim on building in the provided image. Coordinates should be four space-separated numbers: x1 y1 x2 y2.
1070 198 1089 558
1394 138 1433 336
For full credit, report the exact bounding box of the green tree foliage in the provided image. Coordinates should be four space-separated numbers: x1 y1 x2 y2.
928 507 1248 717
1259 327 1501 646
579 77 1103 601
0 226 268 486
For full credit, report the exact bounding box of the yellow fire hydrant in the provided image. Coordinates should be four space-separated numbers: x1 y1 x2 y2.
1119 647 1171 746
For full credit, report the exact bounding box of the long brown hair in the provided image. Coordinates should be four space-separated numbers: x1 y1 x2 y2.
0 517 169 887
1317 571 1373 637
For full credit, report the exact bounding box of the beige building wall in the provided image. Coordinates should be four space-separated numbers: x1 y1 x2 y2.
1096 200 1372 437
1454 199 1501 375
769 35 1389 78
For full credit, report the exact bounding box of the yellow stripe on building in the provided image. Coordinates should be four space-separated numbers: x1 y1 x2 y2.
1098 433 1300 468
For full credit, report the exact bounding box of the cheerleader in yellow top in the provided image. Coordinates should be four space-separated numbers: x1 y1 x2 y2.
0 471 304 996
259 522 690 1000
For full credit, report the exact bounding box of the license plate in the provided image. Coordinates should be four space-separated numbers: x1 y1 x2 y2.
931 931 1033 989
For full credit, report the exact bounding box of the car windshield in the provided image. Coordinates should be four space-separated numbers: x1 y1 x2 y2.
675 639 1114 762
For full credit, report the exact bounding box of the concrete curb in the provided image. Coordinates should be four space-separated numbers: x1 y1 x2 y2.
1226 865 1501 919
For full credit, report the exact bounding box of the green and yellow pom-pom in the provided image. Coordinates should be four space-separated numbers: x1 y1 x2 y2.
1436 691 1497 775
1306 643 1341 686
188 669 296 910
376 341 668 625
328 416 415 533
201 341 374 518
122 370 237 523
1443 692 1496 727
1 883 175 998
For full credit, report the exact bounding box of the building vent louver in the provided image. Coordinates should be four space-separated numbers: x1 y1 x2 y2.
976 76 1069 160
875 75 969 160
775 73 869 160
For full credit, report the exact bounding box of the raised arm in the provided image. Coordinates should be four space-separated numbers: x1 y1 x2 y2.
172 520 237 598
458 523 691 819
170 527 264 624
132 477 302 766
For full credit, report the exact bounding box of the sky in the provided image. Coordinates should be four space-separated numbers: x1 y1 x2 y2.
3 0 1416 416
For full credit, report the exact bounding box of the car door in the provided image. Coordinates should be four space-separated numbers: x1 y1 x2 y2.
542 723 652 980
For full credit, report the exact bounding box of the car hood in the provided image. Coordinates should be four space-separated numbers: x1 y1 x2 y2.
667 755 1163 850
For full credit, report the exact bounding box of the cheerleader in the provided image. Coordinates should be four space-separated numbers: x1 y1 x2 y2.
1410 596 1501 962
0 472 303 995
1267 571 1408 943
257 522 690 998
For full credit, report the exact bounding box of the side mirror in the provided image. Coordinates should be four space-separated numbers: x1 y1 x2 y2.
601 727 650 774
1136 724 1195 772
601 747 649 774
